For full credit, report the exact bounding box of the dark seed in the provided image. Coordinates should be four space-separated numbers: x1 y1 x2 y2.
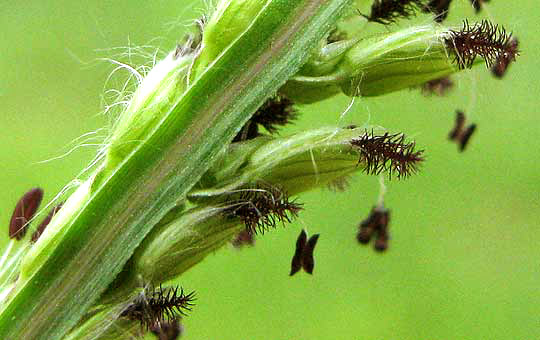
9 188 44 240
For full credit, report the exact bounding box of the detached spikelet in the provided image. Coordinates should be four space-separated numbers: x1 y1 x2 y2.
289 229 320 276
449 110 477 152
359 0 427 25
421 77 454 96
233 95 297 142
445 20 515 70
224 183 303 234
9 188 44 240
356 206 391 252
121 285 195 330
422 0 453 23
350 131 424 179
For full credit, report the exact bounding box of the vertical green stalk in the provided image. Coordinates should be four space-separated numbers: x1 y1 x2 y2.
0 1 353 339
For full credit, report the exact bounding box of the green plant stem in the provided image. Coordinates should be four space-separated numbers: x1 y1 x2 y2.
0 1 353 339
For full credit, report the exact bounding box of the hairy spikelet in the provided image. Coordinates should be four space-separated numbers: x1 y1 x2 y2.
492 37 519 78
120 285 195 330
445 20 516 70
360 0 427 24
224 183 303 234
351 131 424 179
233 95 297 142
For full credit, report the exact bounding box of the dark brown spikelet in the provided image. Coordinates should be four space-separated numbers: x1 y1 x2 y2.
445 20 515 70
9 188 44 240
492 37 519 78
121 285 195 330
351 131 424 179
422 0 453 23
225 184 303 234
31 203 63 242
359 0 427 25
449 110 477 152
421 77 454 96
290 229 320 276
302 234 320 274
233 95 297 142
150 318 183 340
231 229 256 248
357 206 391 252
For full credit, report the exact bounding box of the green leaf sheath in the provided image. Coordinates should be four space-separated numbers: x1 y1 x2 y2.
0 0 352 339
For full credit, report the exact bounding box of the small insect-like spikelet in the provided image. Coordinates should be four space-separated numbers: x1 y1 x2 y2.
9 188 44 240
422 0 453 23
449 110 477 152
445 20 516 70
233 95 297 142
290 229 320 276
356 206 391 252
121 285 195 330
421 77 454 96
31 203 63 242
492 37 519 78
350 131 424 179
225 183 303 234
360 0 427 25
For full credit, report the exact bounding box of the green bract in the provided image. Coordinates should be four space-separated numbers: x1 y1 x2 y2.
281 25 481 102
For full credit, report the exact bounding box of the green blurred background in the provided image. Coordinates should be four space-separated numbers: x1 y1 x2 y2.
1 1 538 339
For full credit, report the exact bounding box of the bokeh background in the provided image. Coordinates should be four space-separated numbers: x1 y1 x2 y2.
1 1 538 339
